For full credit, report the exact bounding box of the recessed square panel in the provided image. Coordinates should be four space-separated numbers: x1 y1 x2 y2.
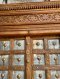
0 55 9 66
0 41 10 50
34 54 45 65
51 71 60 79
33 40 44 49
0 71 8 79
14 40 25 50
34 70 45 79
13 55 24 66
48 39 60 49
12 71 24 79
49 54 60 65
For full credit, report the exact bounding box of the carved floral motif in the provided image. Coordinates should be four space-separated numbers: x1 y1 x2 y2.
0 13 60 25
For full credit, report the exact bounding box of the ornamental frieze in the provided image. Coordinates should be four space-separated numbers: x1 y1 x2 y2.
0 13 60 25
0 1 60 10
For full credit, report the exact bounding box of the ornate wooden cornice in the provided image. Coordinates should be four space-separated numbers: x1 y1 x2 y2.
0 1 60 11
0 13 60 25
0 1 60 36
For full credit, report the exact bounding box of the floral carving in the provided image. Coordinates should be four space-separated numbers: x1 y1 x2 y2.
54 14 60 20
0 13 60 25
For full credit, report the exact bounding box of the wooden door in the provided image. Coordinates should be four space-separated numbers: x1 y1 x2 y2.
0 37 32 79
0 36 60 79
31 36 60 79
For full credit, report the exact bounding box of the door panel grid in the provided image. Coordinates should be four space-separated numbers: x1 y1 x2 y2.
0 38 25 79
32 37 60 79
0 37 60 79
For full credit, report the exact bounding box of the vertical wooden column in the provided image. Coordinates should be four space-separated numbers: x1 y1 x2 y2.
26 36 32 79
9 39 14 79
44 38 51 79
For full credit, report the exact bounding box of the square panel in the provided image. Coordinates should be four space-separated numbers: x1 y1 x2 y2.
14 40 25 50
33 40 44 49
48 39 60 49
34 70 46 79
0 55 9 66
33 54 45 65
49 54 60 65
13 55 24 66
0 41 10 51
12 71 24 79
51 70 60 79
0 71 8 79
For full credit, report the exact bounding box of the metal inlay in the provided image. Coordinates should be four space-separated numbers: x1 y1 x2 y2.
13 55 24 66
33 40 43 49
0 55 9 66
14 40 25 50
48 39 60 49
0 71 8 79
12 71 24 79
49 54 60 65
0 41 10 50
34 70 45 79
51 71 60 79
34 54 45 65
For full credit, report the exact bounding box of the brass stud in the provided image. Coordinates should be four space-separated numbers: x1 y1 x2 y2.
36 42 40 46
52 41 56 46
27 59 30 63
1 73 5 79
17 74 21 79
3 42 6 47
37 56 41 64
17 58 21 62
55 73 59 79
2 57 6 65
54 57 57 64
16 41 21 47
54 57 57 61
17 43 21 47
39 74 42 79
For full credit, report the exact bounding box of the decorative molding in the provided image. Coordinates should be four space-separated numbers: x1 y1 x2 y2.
0 13 60 25
0 1 60 11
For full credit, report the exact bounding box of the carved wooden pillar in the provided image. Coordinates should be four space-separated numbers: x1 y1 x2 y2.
26 37 32 79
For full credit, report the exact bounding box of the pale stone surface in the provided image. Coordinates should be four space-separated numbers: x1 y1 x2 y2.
0 0 3 4
0 0 44 4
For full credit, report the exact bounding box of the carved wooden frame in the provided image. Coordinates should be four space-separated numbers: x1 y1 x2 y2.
0 1 60 37
0 1 60 79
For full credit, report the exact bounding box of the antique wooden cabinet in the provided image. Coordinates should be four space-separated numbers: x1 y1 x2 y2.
0 1 60 79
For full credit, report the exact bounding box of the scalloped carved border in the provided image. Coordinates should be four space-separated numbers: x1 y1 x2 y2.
0 1 60 11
